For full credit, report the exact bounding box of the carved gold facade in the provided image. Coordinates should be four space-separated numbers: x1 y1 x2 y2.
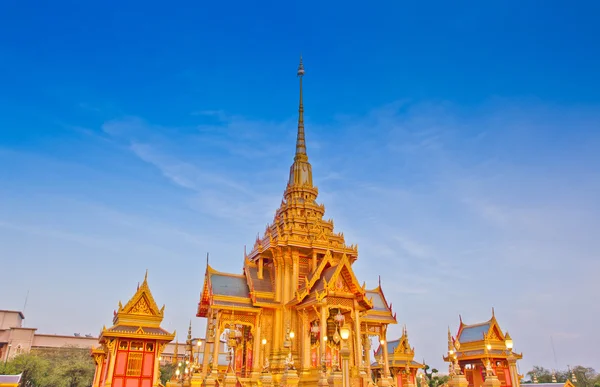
91 272 175 387
196 59 400 387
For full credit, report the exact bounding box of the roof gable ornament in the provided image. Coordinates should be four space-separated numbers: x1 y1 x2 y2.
113 271 165 327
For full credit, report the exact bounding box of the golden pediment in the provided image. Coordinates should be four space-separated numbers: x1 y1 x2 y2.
130 297 153 315
114 272 165 324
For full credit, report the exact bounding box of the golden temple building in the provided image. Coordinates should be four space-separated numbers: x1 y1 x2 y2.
196 58 401 387
443 310 523 387
372 326 423 387
91 273 175 387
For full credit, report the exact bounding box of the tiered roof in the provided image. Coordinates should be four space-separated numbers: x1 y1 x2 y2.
373 326 423 368
444 310 522 362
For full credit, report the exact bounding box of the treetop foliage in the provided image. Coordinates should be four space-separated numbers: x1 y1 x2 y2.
0 346 95 387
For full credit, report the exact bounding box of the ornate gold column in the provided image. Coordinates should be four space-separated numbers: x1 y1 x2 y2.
275 263 283 303
353 305 363 369
363 334 372 379
152 344 161 387
302 311 311 371
252 316 262 374
274 308 283 357
104 339 117 387
292 250 300 293
201 314 213 375
507 356 520 387
283 249 293 304
320 304 327 361
382 326 390 377
211 311 221 373
201 337 212 375
91 353 104 387
318 304 329 387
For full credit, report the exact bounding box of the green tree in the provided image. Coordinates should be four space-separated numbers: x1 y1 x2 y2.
572 366 599 387
37 347 95 387
420 364 449 387
0 352 50 386
0 346 95 387
160 363 176 385
526 365 599 387
526 366 569 383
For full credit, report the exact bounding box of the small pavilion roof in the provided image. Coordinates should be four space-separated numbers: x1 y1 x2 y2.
99 272 175 343
362 285 397 324
458 322 491 343
197 264 262 317
210 273 250 298
374 339 402 357
0 374 22 384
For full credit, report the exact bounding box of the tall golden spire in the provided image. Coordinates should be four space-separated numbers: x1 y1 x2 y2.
287 55 313 189
295 55 307 161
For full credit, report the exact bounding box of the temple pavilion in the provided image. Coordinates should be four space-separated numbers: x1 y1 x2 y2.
91 273 175 387
443 310 523 387
372 326 423 387
196 59 401 387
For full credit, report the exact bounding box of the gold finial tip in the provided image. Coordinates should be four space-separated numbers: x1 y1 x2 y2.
297 56 305 76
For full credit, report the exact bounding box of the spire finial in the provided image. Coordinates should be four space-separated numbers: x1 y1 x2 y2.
295 55 307 160
297 54 305 77
286 56 313 189
144 269 148 283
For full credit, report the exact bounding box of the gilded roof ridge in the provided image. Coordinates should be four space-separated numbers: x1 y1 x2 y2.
460 316 494 328
207 265 246 279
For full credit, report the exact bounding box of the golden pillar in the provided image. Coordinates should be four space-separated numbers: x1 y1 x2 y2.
274 308 283 359
152 348 161 387
104 340 117 387
91 354 104 387
292 250 300 294
284 249 293 305
211 311 221 373
302 312 311 371
320 305 328 363
363 335 372 379
382 327 390 378
252 317 262 374
201 326 212 375
201 313 213 375
275 255 283 303
319 304 330 387
507 355 520 387
353 305 363 369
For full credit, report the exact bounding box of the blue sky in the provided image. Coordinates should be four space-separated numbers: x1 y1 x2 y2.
1 0 599 373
